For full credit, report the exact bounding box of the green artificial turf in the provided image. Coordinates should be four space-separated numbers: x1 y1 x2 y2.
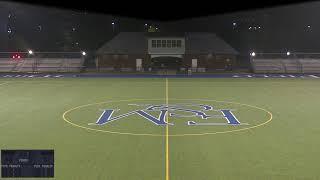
0 78 319 180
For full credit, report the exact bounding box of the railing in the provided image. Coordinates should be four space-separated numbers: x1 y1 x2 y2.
251 53 320 73
0 51 85 73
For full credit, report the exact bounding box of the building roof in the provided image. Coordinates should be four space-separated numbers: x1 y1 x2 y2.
146 32 185 38
97 32 238 55
185 32 238 55
97 32 147 54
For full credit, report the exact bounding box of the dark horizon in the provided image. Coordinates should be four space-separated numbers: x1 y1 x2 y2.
1 1 320 54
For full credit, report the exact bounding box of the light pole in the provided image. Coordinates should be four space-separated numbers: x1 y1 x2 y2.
112 22 115 33
286 51 291 56
28 49 36 72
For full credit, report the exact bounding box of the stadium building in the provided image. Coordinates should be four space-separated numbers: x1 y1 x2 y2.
95 32 238 73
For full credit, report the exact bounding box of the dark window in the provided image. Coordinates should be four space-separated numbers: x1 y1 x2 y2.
152 40 156 48
177 40 182 47
172 40 176 48
167 40 171 48
162 40 166 47
157 40 161 47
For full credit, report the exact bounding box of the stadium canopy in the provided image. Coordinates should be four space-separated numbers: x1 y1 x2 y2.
96 32 238 55
185 33 238 55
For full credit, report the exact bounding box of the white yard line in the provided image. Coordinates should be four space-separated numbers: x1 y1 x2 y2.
309 75 319 78
0 82 10 87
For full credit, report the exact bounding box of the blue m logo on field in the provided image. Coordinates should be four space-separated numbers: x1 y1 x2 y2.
92 104 243 126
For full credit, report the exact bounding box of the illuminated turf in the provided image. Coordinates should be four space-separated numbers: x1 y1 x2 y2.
0 78 319 180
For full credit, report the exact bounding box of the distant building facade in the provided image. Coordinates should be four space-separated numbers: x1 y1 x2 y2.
95 32 238 72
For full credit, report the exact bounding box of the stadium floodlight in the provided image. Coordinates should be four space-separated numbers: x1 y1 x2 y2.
287 51 291 56
81 51 86 56
28 50 33 55
250 52 256 57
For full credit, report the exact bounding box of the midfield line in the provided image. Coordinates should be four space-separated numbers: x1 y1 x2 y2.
165 78 170 180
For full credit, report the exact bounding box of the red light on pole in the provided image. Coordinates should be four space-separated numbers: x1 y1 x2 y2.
11 53 23 60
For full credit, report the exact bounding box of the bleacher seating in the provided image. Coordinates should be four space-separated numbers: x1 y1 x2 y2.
252 58 320 73
282 59 301 73
299 59 320 73
251 59 285 73
0 58 84 72
37 59 62 72
59 59 84 72
0 60 18 72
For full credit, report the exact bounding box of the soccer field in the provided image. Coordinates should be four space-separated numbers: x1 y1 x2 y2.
0 77 319 180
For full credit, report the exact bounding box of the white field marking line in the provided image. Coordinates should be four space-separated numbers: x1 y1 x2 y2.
188 123 250 126
0 82 10 86
62 98 273 137
309 75 319 78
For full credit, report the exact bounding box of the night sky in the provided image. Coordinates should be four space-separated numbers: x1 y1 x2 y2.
1 1 320 54
164 1 320 54
0 1 159 52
